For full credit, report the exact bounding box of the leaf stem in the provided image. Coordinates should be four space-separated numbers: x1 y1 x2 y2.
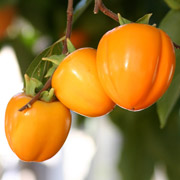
63 0 74 54
19 0 74 111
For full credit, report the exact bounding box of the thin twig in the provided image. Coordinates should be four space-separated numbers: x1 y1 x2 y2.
173 42 180 49
94 0 118 22
94 0 180 49
19 0 74 111
63 0 74 54
19 77 52 111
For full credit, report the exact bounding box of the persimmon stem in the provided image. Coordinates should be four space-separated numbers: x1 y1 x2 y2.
19 77 52 111
63 0 74 54
94 0 180 49
94 0 118 22
19 0 74 111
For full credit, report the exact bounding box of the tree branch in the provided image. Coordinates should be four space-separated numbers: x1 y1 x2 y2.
173 42 180 49
19 77 52 111
63 0 74 54
94 0 118 22
94 0 180 49
19 0 74 111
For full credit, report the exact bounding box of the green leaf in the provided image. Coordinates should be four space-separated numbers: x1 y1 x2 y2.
67 38 76 53
44 64 57 78
73 0 93 23
118 13 132 25
136 13 152 24
164 0 180 10
156 10 180 128
157 73 180 128
42 54 66 65
25 40 63 85
159 10 180 44
42 54 66 77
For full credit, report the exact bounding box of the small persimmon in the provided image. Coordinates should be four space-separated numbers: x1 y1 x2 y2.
96 23 175 111
52 48 115 117
5 93 71 162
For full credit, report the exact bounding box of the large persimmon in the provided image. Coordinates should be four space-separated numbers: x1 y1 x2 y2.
96 23 175 111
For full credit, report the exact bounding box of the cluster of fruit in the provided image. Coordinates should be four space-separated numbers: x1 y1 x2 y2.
5 23 175 162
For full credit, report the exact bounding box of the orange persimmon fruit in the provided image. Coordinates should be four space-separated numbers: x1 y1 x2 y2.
52 48 115 117
5 93 71 162
96 23 175 111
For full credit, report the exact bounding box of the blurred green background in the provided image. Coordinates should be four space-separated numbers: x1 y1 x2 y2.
1 0 180 180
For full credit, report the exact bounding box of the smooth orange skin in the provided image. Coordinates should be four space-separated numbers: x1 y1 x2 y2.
96 23 175 111
52 48 115 117
5 93 71 162
0 6 15 39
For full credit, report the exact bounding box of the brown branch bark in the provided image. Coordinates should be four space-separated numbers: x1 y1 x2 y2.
19 0 74 111
19 77 52 111
63 0 74 54
173 42 180 49
94 0 118 22
94 0 180 49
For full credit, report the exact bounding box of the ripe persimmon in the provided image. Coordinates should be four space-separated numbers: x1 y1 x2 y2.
52 48 115 117
5 93 71 162
96 23 175 111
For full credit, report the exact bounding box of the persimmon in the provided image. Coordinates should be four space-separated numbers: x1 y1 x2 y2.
0 6 16 39
96 23 175 111
52 48 115 117
5 93 71 162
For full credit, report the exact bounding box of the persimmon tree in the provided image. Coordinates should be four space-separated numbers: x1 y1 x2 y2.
2 0 180 179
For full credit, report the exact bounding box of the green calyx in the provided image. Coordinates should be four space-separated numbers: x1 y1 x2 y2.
24 74 43 97
40 88 56 102
24 74 55 102
118 13 152 26
23 37 76 103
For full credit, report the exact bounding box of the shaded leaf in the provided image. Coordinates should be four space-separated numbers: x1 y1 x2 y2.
159 10 180 44
157 73 180 128
42 54 66 65
164 0 180 10
156 10 180 127
67 38 76 53
73 0 93 23
44 64 57 78
25 40 63 86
